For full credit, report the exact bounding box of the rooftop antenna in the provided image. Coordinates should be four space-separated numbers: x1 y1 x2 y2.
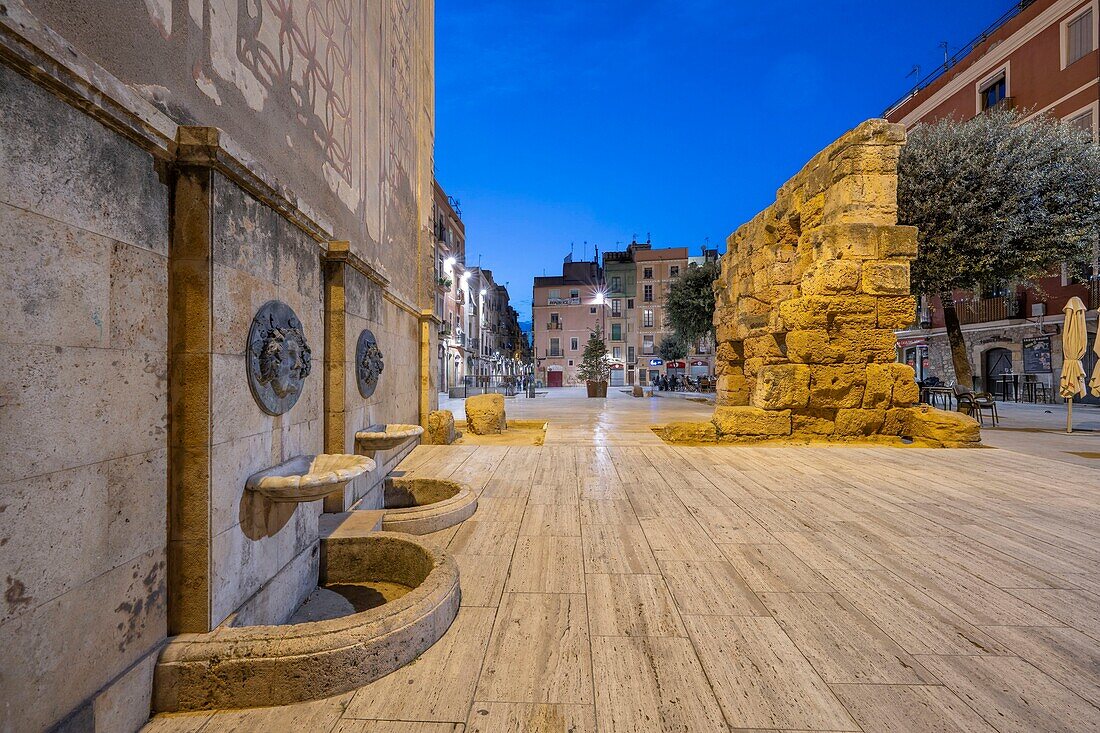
646 232 651 244
938 41 950 68
906 64 921 83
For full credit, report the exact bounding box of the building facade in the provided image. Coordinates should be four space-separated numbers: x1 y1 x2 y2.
532 259 605 386
432 181 470 392
603 240 718 387
532 242 718 388
884 0 1099 397
0 3 436 732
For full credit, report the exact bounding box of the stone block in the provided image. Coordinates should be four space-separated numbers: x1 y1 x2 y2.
808 365 866 409
804 259 861 295
716 373 752 406
792 410 837 436
754 364 811 410
877 296 917 329
779 296 830 330
834 408 886 437
826 296 878 328
809 223 880 260
465 393 506 435
879 226 918 258
822 173 898 226
888 363 920 406
426 410 456 445
861 260 910 295
745 333 787 363
786 330 844 364
715 340 743 363
862 363 895 409
659 421 718 444
905 405 981 447
712 406 792 437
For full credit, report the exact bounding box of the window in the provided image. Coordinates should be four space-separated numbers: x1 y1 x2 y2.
642 335 654 354
643 309 654 328
628 346 636 363
1064 7 1095 67
611 298 622 316
670 265 680 277
612 346 622 360
643 284 653 302
569 288 580 299
590 306 597 314
549 337 561 357
627 298 634 310
979 72 1006 111
611 323 622 341
643 267 653 279
610 276 621 292
1068 107 1097 139
570 337 579 350
568 360 574 366
549 289 560 300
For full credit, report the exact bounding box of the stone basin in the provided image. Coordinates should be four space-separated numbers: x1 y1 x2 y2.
355 423 425 453
381 476 478 534
246 454 374 503
153 531 460 712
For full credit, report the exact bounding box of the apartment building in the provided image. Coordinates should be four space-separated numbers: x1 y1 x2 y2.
602 240 718 387
433 181 469 392
532 259 605 386
884 0 1099 397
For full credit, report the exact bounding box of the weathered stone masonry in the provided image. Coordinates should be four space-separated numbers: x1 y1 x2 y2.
709 119 978 446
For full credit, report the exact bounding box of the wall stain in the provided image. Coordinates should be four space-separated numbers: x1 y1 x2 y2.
5 576 33 610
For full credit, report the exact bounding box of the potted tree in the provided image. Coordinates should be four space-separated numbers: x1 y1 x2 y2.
578 327 611 398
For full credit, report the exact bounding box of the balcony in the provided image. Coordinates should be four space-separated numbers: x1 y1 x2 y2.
546 322 562 330
547 350 563 358
952 296 1024 325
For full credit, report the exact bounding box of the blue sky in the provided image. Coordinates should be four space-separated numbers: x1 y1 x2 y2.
435 0 1010 315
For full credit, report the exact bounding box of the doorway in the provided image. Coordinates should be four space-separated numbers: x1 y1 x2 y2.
547 369 563 387
983 347 1012 397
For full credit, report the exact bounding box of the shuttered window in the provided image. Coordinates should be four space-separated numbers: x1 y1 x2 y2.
1067 9 1094 66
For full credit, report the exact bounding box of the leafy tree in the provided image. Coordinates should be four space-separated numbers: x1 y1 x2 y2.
665 261 719 345
898 109 1100 386
657 333 689 362
576 327 610 383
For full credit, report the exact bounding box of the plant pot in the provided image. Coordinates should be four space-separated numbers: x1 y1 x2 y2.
587 380 608 398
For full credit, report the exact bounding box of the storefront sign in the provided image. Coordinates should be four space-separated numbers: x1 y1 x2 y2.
649 358 664 366
666 361 686 368
1022 336 1052 373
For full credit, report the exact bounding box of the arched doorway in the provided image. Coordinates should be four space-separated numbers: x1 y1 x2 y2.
983 347 1012 398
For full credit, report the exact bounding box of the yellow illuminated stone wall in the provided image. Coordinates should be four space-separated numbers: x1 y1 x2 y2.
710 119 978 446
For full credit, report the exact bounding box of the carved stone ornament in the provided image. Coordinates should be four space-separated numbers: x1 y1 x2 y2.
247 300 312 415
356 328 385 398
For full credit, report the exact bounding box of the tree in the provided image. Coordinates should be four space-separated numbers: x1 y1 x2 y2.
665 260 720 345
657 333 689 362
898 109 1100 386
576 327 610 383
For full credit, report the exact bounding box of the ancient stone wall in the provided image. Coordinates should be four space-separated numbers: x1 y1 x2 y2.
711 119 978 446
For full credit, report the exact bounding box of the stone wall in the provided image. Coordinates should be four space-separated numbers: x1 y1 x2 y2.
0 62 170 733
711 119 978 446
0 2 436 731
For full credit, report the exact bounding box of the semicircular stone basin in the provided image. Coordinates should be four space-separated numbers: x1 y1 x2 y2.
153 532 459 712
355 424 425 453
246 453 374 503
382 476 478 535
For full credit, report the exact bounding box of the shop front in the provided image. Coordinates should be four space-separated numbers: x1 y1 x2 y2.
609 363 625 387
689 359 709 377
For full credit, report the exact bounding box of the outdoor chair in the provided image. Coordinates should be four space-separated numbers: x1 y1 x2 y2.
953 384 998 426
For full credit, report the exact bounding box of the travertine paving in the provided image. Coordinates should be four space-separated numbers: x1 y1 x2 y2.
145 390 1100 732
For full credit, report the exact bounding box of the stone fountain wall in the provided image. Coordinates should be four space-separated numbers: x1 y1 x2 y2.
711 119 978 446
0 2 436 731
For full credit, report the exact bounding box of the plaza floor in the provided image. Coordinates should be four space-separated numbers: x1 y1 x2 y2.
145 388 1100 732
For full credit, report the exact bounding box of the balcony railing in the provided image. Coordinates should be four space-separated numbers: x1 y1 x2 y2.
546 322 562 330
953 296 1024 325
548 349 563 357
1090 278 1100 311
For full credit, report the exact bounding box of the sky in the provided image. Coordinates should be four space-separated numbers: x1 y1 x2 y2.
434 0 1011 317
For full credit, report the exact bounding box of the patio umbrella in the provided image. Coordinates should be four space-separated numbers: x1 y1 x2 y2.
1090 323 1100 398
1059 296 1087 433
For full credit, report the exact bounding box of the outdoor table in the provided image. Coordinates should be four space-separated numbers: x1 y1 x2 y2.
924 386 954 411
997 373 1020 402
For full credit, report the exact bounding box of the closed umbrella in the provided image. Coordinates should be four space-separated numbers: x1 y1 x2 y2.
1059 296 1087 433
1090 323 1100 398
